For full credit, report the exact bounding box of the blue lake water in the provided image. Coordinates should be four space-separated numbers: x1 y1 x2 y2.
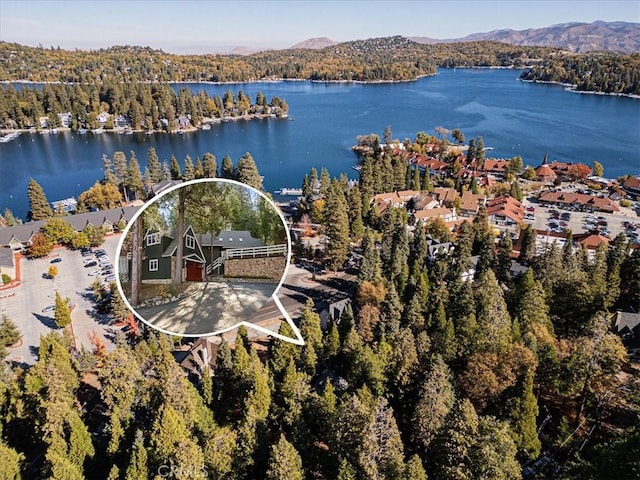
1 69 639 219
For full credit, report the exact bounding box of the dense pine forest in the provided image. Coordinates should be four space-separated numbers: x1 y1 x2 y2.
0 82 288 131
1 130 638 478
520 52 640 95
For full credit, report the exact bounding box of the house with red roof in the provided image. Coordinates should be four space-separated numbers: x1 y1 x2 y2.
486 196 525 226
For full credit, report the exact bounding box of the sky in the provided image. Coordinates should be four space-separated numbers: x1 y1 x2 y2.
1 0 638 54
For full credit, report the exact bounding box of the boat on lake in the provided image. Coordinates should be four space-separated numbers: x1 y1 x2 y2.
200 123 211 130
276 188 303 196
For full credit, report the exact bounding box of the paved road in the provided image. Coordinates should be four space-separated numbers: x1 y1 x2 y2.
2 235 122 366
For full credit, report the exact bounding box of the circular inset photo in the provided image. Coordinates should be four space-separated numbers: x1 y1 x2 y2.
115 179 290 336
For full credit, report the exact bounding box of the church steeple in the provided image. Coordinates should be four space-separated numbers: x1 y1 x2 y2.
542 152 548 165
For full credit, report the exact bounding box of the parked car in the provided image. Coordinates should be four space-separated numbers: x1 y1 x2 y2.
42 305 55 313
50 258 62 263
83 258 96 265
88 270 100 276
104 274 117 282
84 261 97 268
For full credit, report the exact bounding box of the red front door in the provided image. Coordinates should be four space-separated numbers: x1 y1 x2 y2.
186 261 203 281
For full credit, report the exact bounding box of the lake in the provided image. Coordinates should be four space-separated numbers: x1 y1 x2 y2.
1 69 639 219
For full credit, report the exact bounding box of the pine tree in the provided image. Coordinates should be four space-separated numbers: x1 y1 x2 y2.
236 152 262 189
124 430 149 480
473 270 512 353
412 166 421 191
430 398 479 480
0 314 22 353
506 371 541 461
412 354 455 452
347 185 364 240
265 434 305 480
169 154 181 180
182 154 195 181
194 156 204 178
126 152 145 200
319 167 331 196
202 152 217 178
358 231 382 284
146 147 162 184
220 154 235 179
27 177 53 220
54 290 71 328
324 183 350 271
496 233 513 284
404 455 427 480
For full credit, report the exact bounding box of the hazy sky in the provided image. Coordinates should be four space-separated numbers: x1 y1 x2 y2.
1 0 638 53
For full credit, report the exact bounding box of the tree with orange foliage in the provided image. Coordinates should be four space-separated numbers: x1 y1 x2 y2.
567 162 592 180
88 330 107 359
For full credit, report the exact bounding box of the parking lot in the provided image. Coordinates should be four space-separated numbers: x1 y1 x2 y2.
521 195 639 242
1 234 122 366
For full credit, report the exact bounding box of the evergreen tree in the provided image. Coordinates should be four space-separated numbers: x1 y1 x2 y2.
412 354 455 452
265 434 305 480
220 154 235 179
324 183 350 271
194 156 205 179
54 290 71 328
169 154 181 180
126 152 145 200
319 167 331 196
347 185 364 240
404 455 428 480
509 180 524 201
0 314 22 353
496 233 513 284
430 398 479 480
27 177 53 220
358 231 382 283
236 152 262 189
202 152 217 178
412 166 421 191
146 147 162 184
473 270 512 353
506 371 541 461
472 416 521 480
182 154 195 181
124 430 149 480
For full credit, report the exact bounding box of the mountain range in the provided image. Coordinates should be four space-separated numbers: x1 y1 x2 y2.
289 21 639 54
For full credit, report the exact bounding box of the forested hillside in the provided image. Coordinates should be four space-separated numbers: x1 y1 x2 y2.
520 52 640 95
0 38 554 83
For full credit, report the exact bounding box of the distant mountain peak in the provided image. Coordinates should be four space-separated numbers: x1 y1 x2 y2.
290 37 336 49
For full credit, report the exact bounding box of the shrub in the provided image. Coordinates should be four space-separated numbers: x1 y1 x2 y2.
620 199 632 208
1 274 11 284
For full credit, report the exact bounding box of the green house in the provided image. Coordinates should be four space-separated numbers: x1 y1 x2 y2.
142 225 206 283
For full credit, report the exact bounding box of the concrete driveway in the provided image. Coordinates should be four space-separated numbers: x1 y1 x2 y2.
2 234 122 366
135 280 278 336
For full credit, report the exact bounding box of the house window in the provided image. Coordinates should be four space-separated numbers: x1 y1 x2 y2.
239 238 243 242
146 232 160 246
186 235 195 249
149 259 158 271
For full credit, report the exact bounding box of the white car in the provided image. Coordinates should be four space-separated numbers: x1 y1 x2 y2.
88 270 101 276
82 258 96 265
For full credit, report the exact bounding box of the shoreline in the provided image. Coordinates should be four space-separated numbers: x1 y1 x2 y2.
0 112 288 136
519 78 640 100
